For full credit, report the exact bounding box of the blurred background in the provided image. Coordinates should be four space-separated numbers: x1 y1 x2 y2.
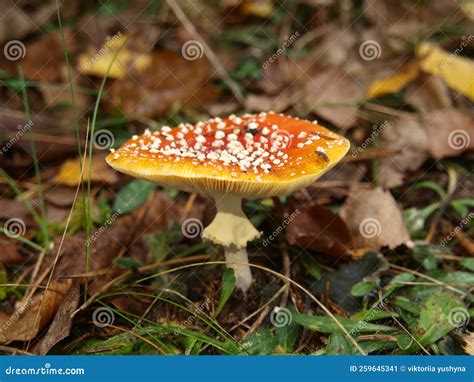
0 0 472 355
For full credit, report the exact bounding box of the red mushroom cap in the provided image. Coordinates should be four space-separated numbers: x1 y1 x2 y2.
106 112 350 197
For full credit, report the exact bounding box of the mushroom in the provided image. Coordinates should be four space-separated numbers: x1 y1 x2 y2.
106 112 349 292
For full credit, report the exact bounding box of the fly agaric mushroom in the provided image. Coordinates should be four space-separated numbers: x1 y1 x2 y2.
106 112 349 292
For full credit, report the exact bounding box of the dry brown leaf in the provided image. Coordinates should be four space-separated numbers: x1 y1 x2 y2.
43 191 179 294
423 109 474 159
0 238 24 266
462 332 474 355
340 186 410 249
302 68 363 129
33 282 80 355
286 204 354 260
0 280 72 344
404 73 452 112
378 116 429 188
53 154 118 186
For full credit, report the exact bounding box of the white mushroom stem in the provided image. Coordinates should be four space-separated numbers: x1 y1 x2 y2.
224 245 253 293
202 193 261 292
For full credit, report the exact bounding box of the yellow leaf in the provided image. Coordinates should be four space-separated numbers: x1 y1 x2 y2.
417 42 474 101
366 61 419 98
54 155 118 186
241 0 274 17
78 34 152 79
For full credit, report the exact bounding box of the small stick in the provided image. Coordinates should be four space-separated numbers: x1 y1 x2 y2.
166 0 245 105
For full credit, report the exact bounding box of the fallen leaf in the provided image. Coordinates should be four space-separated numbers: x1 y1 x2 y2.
106 51 217 118
378 116 429 188
286 204 353 260
0 239 24 266
302 69 363 129
241 0 274 17
366 60 419 98
53 154 118 186
43 191 179 294
33 282 80 355
462 332 474 355
78 34 151 79
404 73 452 112
417 42 474 101
309 252 389 313
423 109 474 159
0 280 71 344
340 187 410 249
44 186 78 208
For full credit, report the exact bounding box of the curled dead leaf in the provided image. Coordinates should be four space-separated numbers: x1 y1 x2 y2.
0 280 72 344
340 186 410 250
286 204 354 260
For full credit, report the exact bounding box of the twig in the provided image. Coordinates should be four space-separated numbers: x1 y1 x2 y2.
166 0 245 105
